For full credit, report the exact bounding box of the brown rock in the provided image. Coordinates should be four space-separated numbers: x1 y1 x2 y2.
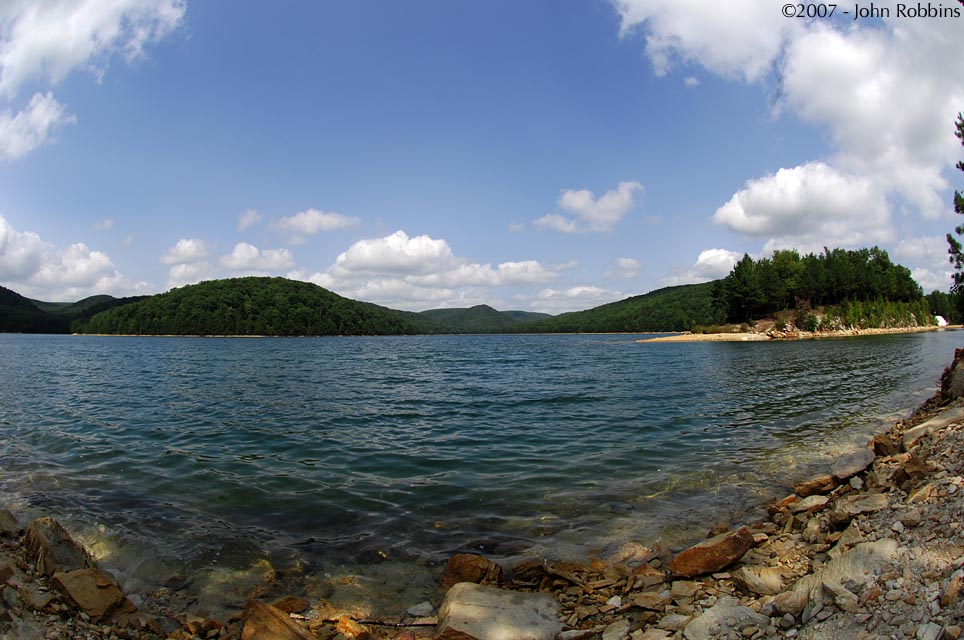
51 568 128 623
941 569 964 607
25 517 91 577
508 559 549 584
633 590 670 610
0 564 13 586
241 600 310 640
631 563 667 588
794 474 837 498
335 614 371 639
668 527 754 578
872 432 902 457
439 553 503 590
273 595 310 614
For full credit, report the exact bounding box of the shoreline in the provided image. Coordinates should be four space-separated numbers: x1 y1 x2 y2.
637 325 954 343
4 351 964 638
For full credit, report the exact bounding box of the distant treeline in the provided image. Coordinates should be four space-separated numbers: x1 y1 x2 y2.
713 247 924 323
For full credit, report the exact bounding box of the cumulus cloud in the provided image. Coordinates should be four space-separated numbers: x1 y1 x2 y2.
294 230 559 310
167 261 213 289
160 238 208 265
528 286 625 314
614 0 964 242
713 162 892 253
535 181 643 233
660 248 742 286
237 209 262 231
274 208 361 243
0 214 147 299
0 92 75 159
0 0 185 159
605 257 641 280
895 235 954 293
220 242 294 274
612 0 797 81
0 0 187 96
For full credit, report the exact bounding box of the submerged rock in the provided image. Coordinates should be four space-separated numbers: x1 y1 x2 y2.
435 582 562 640
831 446 876 481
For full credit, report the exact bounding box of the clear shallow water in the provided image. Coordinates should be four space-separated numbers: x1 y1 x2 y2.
1 331 961 609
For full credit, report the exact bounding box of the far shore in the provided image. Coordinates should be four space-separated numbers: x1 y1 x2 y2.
637 324 960 343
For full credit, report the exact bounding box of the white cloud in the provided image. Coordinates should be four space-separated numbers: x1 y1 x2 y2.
0 0 187 97
274 208 361 243
0 92 75 159
160 238 208 265
605 257 641 280
683 76 699 87
219 242 294 273
0 214 148 299
660 248 741 286
614 0 964 240
713 162 892 253
331 230 453 276
895 235 954 293
238 209 262 231
535 181 643 233
93 217 114 231
167 261 213 289
612 0 797 82
508 222 525 232
0 0 185 159
529 286 625 314
294 230 559 310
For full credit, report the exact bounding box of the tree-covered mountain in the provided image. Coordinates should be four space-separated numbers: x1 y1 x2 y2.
0 286 145 333
512 283 717 333
72 277 425 336
416 304 551 333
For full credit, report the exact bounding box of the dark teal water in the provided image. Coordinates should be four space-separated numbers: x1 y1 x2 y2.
1 331 961 607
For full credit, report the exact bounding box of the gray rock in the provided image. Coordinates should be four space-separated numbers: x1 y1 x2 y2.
602 618 631 640
903 406 964 450
682 596 768 640
831 447 876 480
830 493 889 526
789 495 829 514
406 601 434 617
917 622 944 640
0 510 20 536
775 539 898 618
731 565 785 595
435 582 562 640
657 613 692 631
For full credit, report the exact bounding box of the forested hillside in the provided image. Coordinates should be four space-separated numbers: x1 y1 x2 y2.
515 283 716 333
73 277 423 336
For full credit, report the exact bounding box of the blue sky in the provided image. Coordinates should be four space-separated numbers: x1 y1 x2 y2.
1 1 962 312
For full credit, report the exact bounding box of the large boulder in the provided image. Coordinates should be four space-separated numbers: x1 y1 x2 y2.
51 568 131 623
439 553 503 590
25 517 91 577
831 447 876 481
668 527 754 578
829 493 889 526
435 582 562 640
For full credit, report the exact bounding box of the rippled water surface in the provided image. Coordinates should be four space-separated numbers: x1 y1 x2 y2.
1 331 961 606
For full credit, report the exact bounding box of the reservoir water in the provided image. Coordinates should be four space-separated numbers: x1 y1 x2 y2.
1 331 961 612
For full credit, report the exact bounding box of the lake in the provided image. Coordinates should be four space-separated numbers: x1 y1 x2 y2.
1 331 960 613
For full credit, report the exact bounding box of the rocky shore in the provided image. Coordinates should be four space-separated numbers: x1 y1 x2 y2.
638 326 947 343
5 350 964 639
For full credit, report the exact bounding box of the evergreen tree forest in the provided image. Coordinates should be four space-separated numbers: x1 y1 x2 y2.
712 247 930 329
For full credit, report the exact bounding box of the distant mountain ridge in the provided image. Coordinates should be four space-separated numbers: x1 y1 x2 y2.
1 276 716 336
